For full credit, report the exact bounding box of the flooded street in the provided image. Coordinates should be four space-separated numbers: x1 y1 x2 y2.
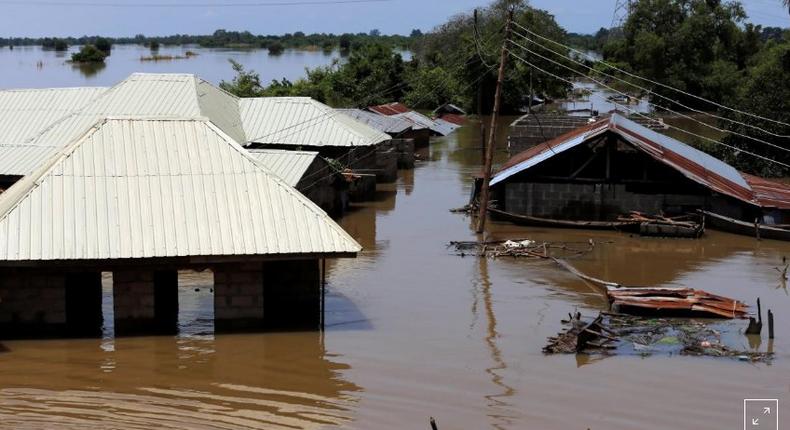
0 116 786 429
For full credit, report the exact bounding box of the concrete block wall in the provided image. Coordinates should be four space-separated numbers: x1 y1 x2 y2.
113 269 177 336
0 270 67 329
263 260 320 330
213 262 265 332
504 182 706 220
391 138 416 169
375 141 399 183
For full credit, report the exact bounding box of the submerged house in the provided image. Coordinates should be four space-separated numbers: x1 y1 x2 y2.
368 102 459 143
0 74 363 338
489 114 790 227
239 97 394 180
247 148 344 215
0 117 361 338
335 108 417 168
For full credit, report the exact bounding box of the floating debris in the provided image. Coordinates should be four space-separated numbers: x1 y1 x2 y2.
545 312 774 363
448 239 597 259
618 211 705 238
554 259 749 319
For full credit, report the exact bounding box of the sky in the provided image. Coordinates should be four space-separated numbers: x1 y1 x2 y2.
0 0 788 38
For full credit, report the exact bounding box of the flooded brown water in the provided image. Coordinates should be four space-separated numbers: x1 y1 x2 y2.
1 117 789 429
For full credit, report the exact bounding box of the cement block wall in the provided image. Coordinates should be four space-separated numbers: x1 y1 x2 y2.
0 259 322 339
391 138 416 169
503 182 707 220
263 260 321 330
214 260 321 332
0 269 103 338
0 271 67 333
213 262 265 332
375 142 399 183
114 269 178 336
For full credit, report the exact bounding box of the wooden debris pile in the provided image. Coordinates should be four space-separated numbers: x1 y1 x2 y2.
449 239 596 259
617 211 704 238
545 312 774 363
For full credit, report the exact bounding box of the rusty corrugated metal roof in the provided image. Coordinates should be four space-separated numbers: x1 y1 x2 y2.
368 102 411 116
492 114 790 210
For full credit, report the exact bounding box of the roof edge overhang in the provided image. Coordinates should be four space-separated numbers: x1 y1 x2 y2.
0 252 360 268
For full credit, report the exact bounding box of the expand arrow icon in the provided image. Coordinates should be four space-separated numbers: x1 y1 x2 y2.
763 407 771 415
752 418 759 426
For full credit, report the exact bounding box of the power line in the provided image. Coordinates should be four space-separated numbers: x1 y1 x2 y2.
299 62 500 192
244 21 503 144
511 20 790 129
0 0 393 7
507 34 790 155
510 28 790 140
505 48 790 170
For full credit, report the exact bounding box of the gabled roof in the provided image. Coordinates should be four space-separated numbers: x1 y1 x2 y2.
491 114 790 210
241 97 390 148
247 148 321 187
0 118 361 262
335 108 412 135
0 73 246 177
368 103 456 136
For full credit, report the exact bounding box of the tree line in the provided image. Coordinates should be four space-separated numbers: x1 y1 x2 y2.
0 29 416 53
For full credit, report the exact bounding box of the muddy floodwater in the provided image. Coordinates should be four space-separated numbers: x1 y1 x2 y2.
1 117 788 429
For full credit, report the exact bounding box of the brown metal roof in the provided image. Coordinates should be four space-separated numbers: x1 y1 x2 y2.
492 114 790 210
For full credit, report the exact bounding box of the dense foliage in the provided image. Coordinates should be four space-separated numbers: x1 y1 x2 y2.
0 29 414 52
221 0 572 114
70 44 108 63
595 0 790 175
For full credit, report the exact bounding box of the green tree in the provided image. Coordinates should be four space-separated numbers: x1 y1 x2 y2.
412 0 571 113
219 60 264 97
716 42 790 176
70 44 108 63
603 0 747 108
268 41 284 55
94 36 112 55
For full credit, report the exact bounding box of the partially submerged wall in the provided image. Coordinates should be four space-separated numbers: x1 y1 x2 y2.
502 182 709 220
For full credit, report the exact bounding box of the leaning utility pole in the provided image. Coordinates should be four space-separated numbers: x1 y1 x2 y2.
476 10 513 233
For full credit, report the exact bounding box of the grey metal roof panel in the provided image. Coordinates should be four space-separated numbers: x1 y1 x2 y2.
335 108 412 135
0 87 108 144
247 148 321 187
0 118 361 261
241 97 390 147
0 73 247 177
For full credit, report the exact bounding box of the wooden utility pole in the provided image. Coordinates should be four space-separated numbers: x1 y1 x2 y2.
476 10 513 233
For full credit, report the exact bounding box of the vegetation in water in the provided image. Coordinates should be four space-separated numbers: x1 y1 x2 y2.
70 44 108 63
0 29 414 53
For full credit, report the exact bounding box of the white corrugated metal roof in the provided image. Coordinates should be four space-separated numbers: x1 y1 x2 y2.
0 86 107 147
392 111 451 136
247 148 320 187
0 73 246 177
0 118 361 262
241 97 390 147
335 108 412 135
434 118 462 136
